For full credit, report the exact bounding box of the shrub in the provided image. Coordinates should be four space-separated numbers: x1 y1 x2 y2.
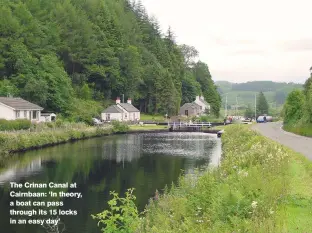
92 188 140 233
111 121 129 133
0 119 31 131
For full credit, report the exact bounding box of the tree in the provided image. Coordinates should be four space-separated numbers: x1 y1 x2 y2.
244 104 254 118
256 92 269 115
283 89 305 124
0 0 219 121
179 44 198 67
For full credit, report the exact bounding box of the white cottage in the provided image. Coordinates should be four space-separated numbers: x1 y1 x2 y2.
193 95 211 114
101 97 140 122
0 97 43 122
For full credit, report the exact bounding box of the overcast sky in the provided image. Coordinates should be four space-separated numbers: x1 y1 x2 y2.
140 0 311 83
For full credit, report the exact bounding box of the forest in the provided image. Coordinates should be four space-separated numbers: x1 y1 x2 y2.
0 0 221 122
283 69 312 136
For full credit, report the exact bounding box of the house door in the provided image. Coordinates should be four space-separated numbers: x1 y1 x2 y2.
106 114 110 121
185 110 188 116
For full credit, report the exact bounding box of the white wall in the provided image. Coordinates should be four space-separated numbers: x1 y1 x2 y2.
0 104 15 120
194 99 206 112
101 112 123 121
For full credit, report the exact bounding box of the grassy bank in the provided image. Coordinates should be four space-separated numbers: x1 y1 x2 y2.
283 123 312 137
0 122 171 156
129 125 168 131
93 124 312 233
0 124 113 155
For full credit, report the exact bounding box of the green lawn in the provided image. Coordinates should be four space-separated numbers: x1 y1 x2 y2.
140 114 166 122
129 125 168 131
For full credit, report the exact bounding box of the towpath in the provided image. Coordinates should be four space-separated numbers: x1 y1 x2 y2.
252 122 312 160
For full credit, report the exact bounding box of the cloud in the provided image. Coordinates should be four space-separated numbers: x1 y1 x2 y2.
140 0 312 83
279 39 312 52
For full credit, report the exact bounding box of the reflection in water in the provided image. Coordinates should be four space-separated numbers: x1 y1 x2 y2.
0 158 43 184
0 132 221 233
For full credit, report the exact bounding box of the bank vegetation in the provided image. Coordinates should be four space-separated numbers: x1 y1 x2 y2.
283 71 312 136
93 124 312 233
0 121 130 156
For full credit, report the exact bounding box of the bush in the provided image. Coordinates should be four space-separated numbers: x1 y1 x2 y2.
111 121 129 133
0 119 31 131
92 188 140 233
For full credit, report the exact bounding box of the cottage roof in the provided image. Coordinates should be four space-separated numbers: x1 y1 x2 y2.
195 98 210 107
181 102 201 109
102 105 123 113
199 99 210 107
41 113 56 116
0 97 43 110
118 103 139 112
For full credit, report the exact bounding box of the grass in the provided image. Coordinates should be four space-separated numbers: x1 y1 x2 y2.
0 124 114 155
0 121 155 156
140 114 166 122
283 123 312 137
129 125 168 131
279 154 312 232
94 124 312 233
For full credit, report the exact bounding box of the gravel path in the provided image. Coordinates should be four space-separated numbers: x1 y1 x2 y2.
252 122 312 160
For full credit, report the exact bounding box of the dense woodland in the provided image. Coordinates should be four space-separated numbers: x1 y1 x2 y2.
0 0 221 122
283 69 312 133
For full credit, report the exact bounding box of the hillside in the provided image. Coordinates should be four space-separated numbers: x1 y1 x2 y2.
216 81 303 109
0 0 221 122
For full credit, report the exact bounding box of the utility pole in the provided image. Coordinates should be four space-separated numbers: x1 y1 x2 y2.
255 93 257 120
236 96 239 116
225 94 228 117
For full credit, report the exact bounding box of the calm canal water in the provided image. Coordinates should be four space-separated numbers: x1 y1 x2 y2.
0 132 221 233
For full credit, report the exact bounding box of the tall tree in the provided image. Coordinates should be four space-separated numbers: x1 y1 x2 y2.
244 104 254 118
256 91 269 115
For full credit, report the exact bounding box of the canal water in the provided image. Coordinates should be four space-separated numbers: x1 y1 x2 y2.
0 132 221 233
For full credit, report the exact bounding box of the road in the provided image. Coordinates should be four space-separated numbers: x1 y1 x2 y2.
252 122 312 160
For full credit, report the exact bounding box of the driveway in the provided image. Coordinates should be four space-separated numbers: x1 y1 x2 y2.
252 122 312 160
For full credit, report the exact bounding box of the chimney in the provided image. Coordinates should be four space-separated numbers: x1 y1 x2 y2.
127 98 132 105
196 96 200 101
200 95 204 100
116 97 121 104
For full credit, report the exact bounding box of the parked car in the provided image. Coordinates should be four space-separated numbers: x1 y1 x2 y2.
92 118 103 125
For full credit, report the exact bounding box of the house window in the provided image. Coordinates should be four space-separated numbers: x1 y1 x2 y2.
185 110 188 116
125 113 127 118
16 111 20 118
106 114 110 120
24 111 27 118
200 106 202 110
32 111 37 119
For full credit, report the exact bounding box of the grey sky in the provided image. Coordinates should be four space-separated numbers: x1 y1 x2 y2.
140 0 311 83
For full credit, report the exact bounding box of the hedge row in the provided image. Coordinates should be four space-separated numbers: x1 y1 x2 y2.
0 119 31 131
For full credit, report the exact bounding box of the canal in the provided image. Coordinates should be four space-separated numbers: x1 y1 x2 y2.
0 132 221 233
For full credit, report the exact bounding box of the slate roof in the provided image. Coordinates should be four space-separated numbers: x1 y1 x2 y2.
181 102 201 109
102 105 123 113
118 103 139 112
198 98 210 107
0 97 43 110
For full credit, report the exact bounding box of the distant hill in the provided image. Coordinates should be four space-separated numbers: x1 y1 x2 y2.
216 81 303 109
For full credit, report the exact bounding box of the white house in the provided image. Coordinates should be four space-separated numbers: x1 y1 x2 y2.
193 95 211 114
40 112 56 122
101 97 140 122
0 97 43 122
